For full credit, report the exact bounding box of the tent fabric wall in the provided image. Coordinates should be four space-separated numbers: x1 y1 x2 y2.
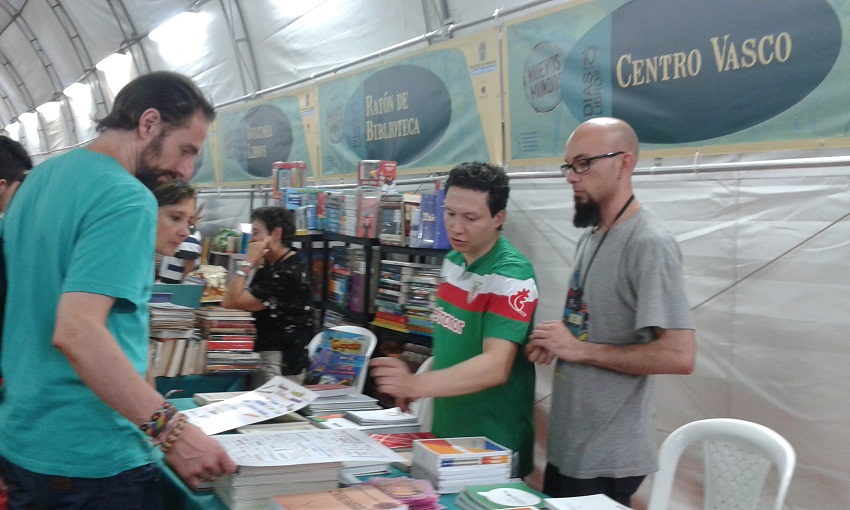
498 159 850 509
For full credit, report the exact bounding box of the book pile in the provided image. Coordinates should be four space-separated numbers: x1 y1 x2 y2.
216 461 343 510
410 437 515 494
213 428 406 510
196 306 260 374
363 476 442 510
148 302 203 377
326 245 350 308
368 432 436 451
372 260 440 337
378 193 405 246
270 484 407 510
313 407 421 435
305 393 382 416
454 481 546 510
357 187 381 238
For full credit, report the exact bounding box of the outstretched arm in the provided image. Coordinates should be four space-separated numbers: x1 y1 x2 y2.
369 337 519 411
54 292 237 488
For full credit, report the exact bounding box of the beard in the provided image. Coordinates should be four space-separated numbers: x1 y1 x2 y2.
573 196 600 228
136 131 176 190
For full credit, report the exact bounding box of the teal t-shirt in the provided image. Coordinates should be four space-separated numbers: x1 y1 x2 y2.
0 148 157 477
431 236 539 477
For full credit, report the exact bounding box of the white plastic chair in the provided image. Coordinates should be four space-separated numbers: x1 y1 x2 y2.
306 325 377 394
646 418 796 510
407 356 434 432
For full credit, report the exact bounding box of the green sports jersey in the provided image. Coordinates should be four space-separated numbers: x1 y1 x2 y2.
431 236 539 477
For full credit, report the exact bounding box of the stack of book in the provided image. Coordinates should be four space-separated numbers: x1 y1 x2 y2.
405 265 440 337
213 428 406 510
196 306 260 374
148 302 202 377
410 437 514 494
270 484 407 510
454 481 546 510
215 461 343 510
372 260 440 337
378 193 405 246
311 407 421 435
305 393 382 416
326 245 350 308
356 187 380 238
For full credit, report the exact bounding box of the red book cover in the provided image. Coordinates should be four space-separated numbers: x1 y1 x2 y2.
206 340 254 350
368 431 436 451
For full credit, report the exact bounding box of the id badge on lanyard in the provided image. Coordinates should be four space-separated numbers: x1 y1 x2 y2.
562 269 589 341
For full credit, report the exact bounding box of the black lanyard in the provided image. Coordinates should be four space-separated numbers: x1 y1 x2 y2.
575 194 634 292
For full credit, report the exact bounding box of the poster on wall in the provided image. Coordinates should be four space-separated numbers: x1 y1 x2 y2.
505 0 847 162
217 89 316 184
318 30 500 176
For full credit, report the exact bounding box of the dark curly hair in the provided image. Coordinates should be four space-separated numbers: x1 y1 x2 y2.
444 161 510 217
0 135 32 183
250 206 296 248
95 71 216 133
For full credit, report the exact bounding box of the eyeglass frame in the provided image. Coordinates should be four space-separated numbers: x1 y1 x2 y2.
560 151 625 175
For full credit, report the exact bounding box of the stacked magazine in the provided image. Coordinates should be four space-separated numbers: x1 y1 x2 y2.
213 428 406 510
410 437 515 494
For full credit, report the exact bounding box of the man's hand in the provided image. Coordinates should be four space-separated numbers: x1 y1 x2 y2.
164 422 237 490
526 320 587 365
368 357 415 411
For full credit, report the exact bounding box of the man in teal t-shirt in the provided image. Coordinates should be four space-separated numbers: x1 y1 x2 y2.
370 161 539 477
0 72 235 509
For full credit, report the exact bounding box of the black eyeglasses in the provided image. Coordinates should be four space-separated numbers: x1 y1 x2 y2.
560 151 624 175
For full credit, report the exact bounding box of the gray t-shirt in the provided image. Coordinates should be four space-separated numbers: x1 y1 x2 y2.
548 207 695 478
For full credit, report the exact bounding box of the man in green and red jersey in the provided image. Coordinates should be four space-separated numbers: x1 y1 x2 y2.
370 161 539 477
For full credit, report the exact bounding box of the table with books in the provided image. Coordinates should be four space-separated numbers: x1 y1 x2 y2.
159 376 556 510
159 397 483 510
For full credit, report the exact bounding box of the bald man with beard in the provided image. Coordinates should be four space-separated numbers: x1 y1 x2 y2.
526 117 696 507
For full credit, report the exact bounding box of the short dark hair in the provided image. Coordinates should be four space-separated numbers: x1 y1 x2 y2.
95 71 216 133
152 180 197 207
444 161 510 217
250 206 296 248
0 135 33 183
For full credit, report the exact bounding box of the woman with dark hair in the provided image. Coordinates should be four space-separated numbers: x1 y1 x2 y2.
222 205 314 387
152 180 197 258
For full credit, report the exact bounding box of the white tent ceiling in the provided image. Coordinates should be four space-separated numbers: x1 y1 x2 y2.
0 0 549 156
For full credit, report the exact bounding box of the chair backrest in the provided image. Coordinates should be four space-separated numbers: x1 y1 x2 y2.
407 356 434 432
646 418 796 510
306 325 378 394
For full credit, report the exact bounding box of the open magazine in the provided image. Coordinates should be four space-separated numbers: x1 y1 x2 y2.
302 329 370 396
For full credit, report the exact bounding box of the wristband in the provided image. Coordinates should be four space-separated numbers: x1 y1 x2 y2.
234 268 249 278
139 401 177 438
158 413 188 453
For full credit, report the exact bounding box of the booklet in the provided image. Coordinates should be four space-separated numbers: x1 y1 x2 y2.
182 376 317 435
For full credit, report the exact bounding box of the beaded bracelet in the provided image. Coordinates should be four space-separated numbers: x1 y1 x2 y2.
159 413 188 453
139 401 177 439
